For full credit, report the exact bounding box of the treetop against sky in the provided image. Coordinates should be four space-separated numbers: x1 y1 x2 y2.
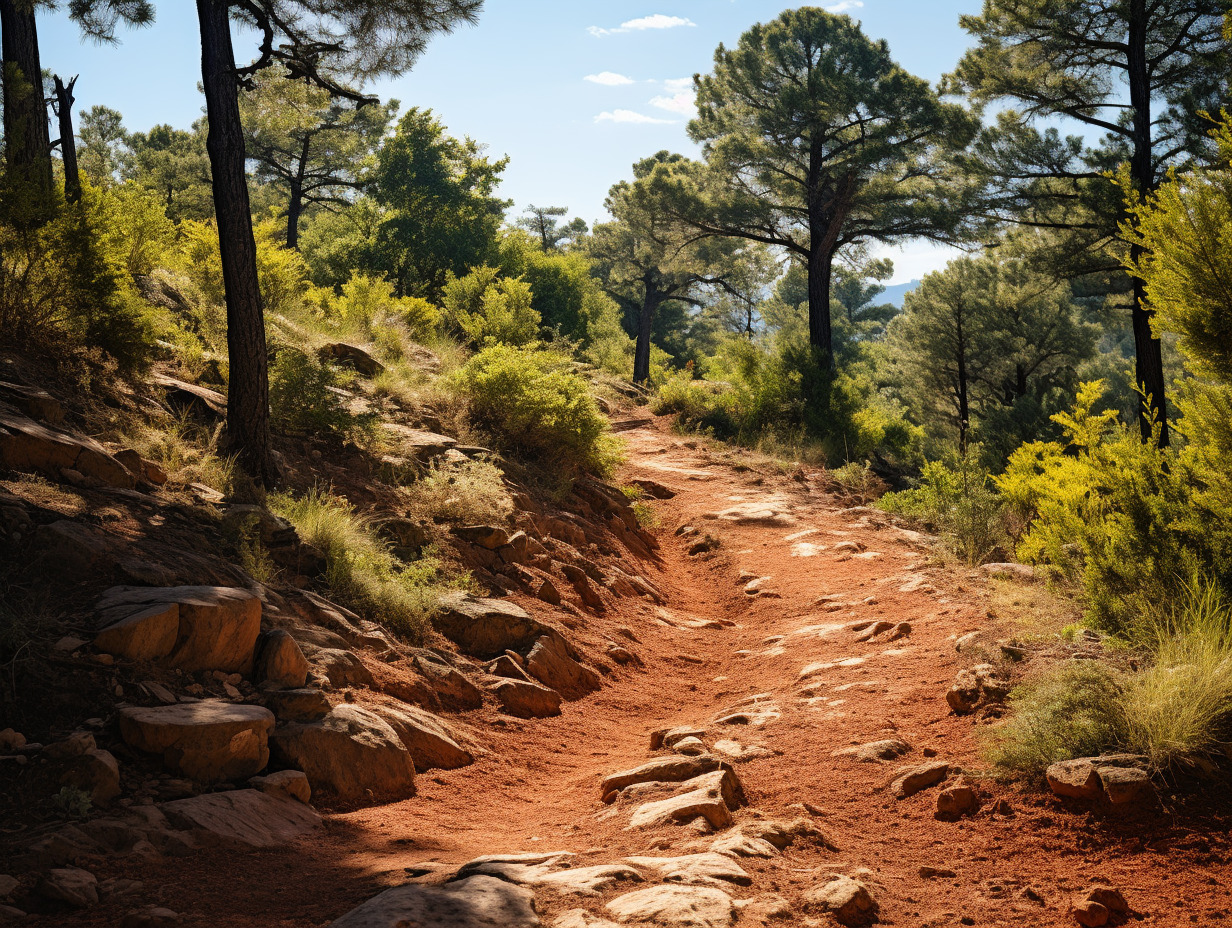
42 1 991 282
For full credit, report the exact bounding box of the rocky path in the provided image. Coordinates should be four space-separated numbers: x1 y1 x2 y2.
61 419 1232 927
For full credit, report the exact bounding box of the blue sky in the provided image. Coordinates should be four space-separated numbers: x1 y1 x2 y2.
39 1 984 283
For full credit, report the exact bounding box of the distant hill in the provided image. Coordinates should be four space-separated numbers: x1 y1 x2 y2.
880 279 921 308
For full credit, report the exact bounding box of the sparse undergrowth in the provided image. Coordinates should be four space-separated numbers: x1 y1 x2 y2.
271 487 465 642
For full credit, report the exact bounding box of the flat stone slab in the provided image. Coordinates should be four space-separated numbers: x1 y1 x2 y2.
891 761 950 799
623 853 751 887
161 789 321 848
601 756 727 797
627 771 742 831
118 701 274 782
834 739 912 763
330 875 541 928
606 884 735 927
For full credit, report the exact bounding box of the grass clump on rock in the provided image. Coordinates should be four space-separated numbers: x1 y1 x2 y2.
272 487 460 642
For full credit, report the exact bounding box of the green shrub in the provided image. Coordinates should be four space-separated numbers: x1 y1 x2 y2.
408 458 513 524
450 344 621 475
269 348 366 438
987 662 1126 778
443 266 540 347
271 488 460 641
880 455 1007 565
0 186 156 373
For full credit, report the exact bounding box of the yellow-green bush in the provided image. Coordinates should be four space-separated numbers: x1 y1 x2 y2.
880 455 1007 565
269 348 370 438
408 458 513 524
450 344 620 475
443 266 540 347
0 185 155 372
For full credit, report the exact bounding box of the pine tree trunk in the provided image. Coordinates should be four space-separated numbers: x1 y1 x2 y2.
53 75 80 205
633 288 661 385
285 134 310 248
0 0 54 221
1126 0 1169 447
197 0 275 486
806 244 834 368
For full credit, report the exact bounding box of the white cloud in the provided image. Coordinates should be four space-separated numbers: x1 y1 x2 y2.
588 14 696 37
825 1 864 12
662 77 693 94
585 71 635 86
649 92 694 115
595 109 676 125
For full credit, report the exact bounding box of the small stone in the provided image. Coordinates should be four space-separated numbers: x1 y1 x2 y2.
673 737 707 756
120 906 181 927
918 866 956 879
249 769 311 804
0 876 18 898
1074 900 1109 927
1085 885 1128 914
0 729 25 751
891 760 950 798
935 783 979 821
54 636 88 651
803 875 878 926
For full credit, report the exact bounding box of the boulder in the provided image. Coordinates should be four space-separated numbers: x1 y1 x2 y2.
329 875 539 928
489 678 562 718
410 651 483 711
525 634 600 699
803 876 878 926
58 748 121 806
605 884 734 928
708 819 830 859
0 380 63 424
36 867 98 908
34 521 114 575
434 593 552 659
118 701 274 782
249 769 312 804
161 789 321 847
1046 758 1102 800
383 424 457 461
254 629 309 689
314 648 374 688
834 739 912 763
153 374 226 420
265 687 331 722
627 770 743 831
1074 900 1109 927
623 853 751 887
373 704 473 771
94 603 180 662
452 525 510 550
318 343 385 376
534 866 643 897
1098 765 1153 805
95 586 261 674
270 705 416 802
935 783 979 821
0 409 135 488
537 578 562 606
553 910 621 928
891 761 950 799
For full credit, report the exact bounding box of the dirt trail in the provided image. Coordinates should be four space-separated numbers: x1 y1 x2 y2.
82 418 1231 927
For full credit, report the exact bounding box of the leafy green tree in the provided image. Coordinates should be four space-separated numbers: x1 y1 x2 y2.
515 204 587 252
649 7 978 367
77 104 128 184
239 70 398 248
497 229 625 346
125 121 214 221
947 0 1229 446
371 107 508 298
590 152 751 383
885 252 1095 458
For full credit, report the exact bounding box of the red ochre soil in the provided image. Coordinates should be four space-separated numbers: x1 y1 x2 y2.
58 417 1232 927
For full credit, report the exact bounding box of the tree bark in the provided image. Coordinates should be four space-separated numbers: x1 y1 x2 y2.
0 0 54 221
806 243 834 368
1126 0 1169 447
197 0 275 486
285 134 310 248
52 75 80 205
633 284 662 384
